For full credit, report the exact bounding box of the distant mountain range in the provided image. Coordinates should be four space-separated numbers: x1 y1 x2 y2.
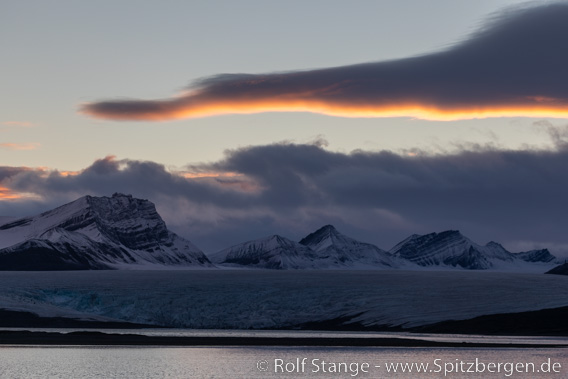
389 230 556 270
209 225 410 269
0 194 560 271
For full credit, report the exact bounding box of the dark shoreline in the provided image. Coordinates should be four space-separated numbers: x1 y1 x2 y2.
2 306 568 339
285 306 568 337
0 309 154 329
0 330 566 348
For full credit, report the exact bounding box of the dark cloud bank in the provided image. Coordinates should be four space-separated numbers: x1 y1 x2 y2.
82 2 568 121
2 136 568 256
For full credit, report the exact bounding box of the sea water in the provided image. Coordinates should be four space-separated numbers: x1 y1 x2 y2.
0 345 565 378
0 330 566 378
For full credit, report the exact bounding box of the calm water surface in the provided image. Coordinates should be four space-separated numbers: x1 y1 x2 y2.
0 345 565 378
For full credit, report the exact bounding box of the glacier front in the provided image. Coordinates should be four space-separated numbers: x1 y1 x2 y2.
0 270 567 330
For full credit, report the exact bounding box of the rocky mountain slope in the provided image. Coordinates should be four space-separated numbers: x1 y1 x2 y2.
209 234 319 269
0 193 212 270
389 230 557 270
299 225 410 268
0 194 560 271
546 262 568 275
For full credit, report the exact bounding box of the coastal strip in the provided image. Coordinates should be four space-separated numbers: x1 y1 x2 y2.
0 331 566 348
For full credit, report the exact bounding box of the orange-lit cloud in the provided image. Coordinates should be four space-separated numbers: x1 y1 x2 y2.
0 157 261 208
0 186 22 200
179 171 261 193
82 3 568 122
180 171 241 179
0 143 40 150
57 170 81 177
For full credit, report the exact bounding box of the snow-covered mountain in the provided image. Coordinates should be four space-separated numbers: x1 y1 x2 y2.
514 248 557 263
210 226 412 269
209 234 319 269
389 230 558 270
0 196 559 272
299 225 410 268
0 193 212 270
210 227 558 271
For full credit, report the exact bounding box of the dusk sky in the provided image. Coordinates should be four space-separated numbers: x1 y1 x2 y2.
2 0 568 256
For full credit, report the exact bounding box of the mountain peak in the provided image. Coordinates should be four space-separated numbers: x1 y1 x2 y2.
486 241 504 248
112 192 132 198
0 194 211 269
320 224 337 232
299 224 339 247
439 230 464 238
209 234 317 269
390 230 527 269
299 224 402 268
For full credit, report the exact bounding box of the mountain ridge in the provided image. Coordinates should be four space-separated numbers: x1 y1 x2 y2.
0 194 560 271
389 230 557 270
299 225 410 269
0 193 212 270
209 234 320 269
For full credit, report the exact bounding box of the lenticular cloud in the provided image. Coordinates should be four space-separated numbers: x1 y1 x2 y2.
82 3 568 122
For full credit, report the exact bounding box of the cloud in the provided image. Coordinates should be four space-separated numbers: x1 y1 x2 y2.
0 167 43 201
1 121 34 127
0 166 33 181
1 137 568 256
0 143 40 150
0 186 22 200
1 156 258 209
82 3 568 122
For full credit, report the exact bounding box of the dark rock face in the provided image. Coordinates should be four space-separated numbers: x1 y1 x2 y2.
545 262 568 276
85 194 171 251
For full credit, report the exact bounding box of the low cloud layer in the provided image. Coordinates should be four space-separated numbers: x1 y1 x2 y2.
82 3 568 121
1 134 568 256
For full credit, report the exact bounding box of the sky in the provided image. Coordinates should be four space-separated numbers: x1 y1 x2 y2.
2 0 568 256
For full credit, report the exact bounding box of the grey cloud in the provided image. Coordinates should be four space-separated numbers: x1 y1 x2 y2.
2 140 567 255
82 3 568 121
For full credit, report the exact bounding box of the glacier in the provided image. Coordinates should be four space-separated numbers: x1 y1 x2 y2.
0 270 567 329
